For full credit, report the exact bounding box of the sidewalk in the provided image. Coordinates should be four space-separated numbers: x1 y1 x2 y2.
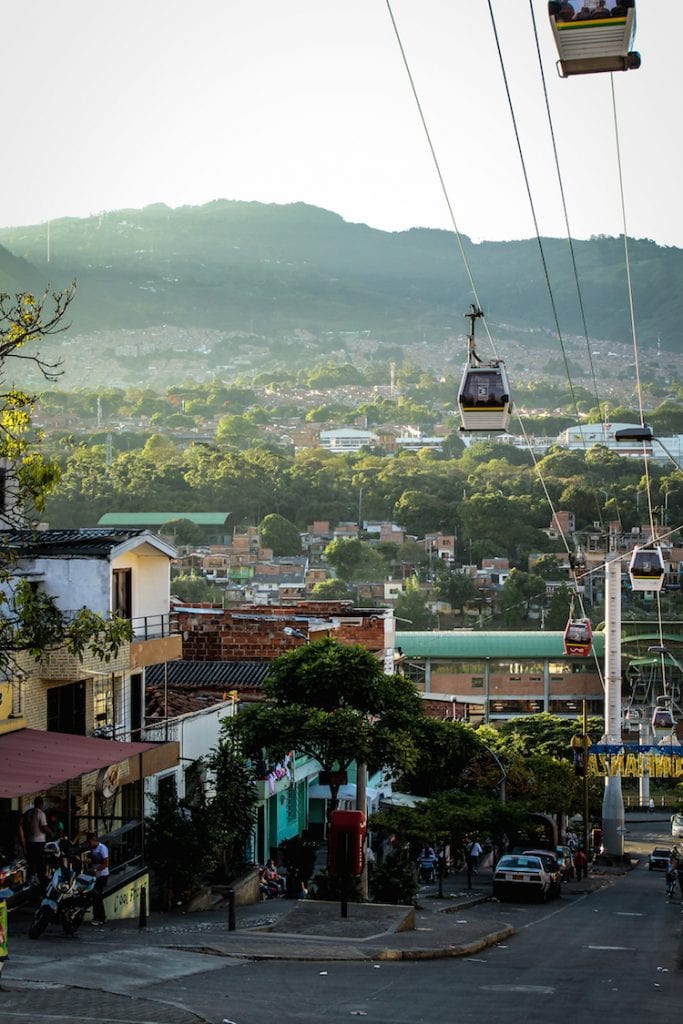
0 869 609 1024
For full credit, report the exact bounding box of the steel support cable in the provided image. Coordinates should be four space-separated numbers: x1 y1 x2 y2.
527 1 605 435
486 0 609 640
529 1 625 534
486 0 607 538
610 75 664 654
384 0 499 359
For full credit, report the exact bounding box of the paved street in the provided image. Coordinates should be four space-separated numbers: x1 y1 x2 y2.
1 815 680 1024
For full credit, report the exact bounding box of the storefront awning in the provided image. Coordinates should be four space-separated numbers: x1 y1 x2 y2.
0 728 178 798
308 783 381 808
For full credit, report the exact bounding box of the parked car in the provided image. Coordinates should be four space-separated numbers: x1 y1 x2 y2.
493 853 557 903
648 847 671 871
522 849 563 897
671 814 683 839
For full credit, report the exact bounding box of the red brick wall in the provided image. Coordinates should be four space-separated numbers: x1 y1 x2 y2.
177 602 388 662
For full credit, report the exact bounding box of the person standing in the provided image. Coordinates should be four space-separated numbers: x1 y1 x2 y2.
649 798 655 814
467 837 483 875
20 797 51 882
86 832 109 925
574 848 588 880
665 854 677 898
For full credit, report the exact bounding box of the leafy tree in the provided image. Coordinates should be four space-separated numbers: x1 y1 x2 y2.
145 742 257 906
165 518 208 546
170 571 222 604
394 577 435 630
259 513 301 556
433 562 476 612
497 712 603 762
399 718 484 797
545 583 574 630
0 287 134 673
499 569 546 627
226 637 423 811
323 538 365 581
310 578 354 600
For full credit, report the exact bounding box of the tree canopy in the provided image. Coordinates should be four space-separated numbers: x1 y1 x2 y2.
226 637 423 809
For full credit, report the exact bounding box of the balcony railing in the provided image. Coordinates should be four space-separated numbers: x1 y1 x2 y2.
130 613 180 641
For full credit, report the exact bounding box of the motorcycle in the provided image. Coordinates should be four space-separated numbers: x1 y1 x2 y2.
28 841 96 939
0 851 33 909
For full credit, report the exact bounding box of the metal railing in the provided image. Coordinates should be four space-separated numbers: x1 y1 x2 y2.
74 817 144 875
130 612 180 641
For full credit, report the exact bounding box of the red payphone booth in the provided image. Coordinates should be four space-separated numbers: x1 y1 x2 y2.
329 809 366 877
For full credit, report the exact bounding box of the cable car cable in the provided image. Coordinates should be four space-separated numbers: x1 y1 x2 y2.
527 1 604 435
486 0 609 534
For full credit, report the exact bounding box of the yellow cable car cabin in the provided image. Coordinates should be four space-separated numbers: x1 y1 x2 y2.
563 617 592 657
458 362 512 433
629 545 666 592
548 1 640 77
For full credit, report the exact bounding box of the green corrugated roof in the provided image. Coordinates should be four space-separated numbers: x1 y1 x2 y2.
396 630 605 659
98 513 230 527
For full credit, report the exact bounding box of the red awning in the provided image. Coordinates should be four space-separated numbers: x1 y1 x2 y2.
0 728 164 798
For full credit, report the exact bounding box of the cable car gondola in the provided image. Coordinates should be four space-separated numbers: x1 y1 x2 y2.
548 1 640 78
563 617 592 657
629 545 666 592
652 695 675 732
458 306 512 433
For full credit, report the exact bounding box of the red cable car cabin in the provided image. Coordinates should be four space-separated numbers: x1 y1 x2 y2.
563 617 592 657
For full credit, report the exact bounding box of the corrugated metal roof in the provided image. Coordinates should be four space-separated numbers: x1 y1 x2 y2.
396 630 605 659
0 728 159 799
0 528 147 558
146 660 271 689
98 513 230 527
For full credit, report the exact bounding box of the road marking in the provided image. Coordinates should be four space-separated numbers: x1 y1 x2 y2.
615 912 643 917
587 945 634 951
481 985 556 994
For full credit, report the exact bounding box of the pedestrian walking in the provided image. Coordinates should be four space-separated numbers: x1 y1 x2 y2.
665 854 677 899
86 831 109 925
466 837 483 875
573 848 588 880
676 858 683 901
649 797 655 813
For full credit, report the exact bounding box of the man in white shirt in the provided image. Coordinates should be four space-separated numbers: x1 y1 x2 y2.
467 837 483 875
86 832 109 925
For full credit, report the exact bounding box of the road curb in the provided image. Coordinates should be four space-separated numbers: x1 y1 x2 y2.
376 925 517 961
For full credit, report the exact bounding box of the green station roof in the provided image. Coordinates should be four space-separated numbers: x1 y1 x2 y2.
396 630 606 659
98 513 230 527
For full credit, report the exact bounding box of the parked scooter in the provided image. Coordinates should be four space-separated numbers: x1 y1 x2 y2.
0 851 33 909
28 841 96 939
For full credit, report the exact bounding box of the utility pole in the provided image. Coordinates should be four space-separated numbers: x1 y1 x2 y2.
356 763 368 900
601 543 625 857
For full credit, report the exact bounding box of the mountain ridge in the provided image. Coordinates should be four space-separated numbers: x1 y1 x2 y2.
0 199 679 358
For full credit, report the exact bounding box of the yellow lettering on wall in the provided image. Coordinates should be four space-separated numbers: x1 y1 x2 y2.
624 754 639 778
609 754 624 776
587 755 599 774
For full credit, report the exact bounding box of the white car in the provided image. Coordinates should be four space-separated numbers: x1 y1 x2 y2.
671 813 683 839
492 854 556 903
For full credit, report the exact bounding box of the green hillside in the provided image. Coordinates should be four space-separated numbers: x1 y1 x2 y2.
0 199 680 349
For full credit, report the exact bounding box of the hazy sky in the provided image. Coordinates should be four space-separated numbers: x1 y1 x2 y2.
5 1 678 246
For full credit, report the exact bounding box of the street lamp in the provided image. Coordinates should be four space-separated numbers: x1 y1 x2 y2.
283 626 310 642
